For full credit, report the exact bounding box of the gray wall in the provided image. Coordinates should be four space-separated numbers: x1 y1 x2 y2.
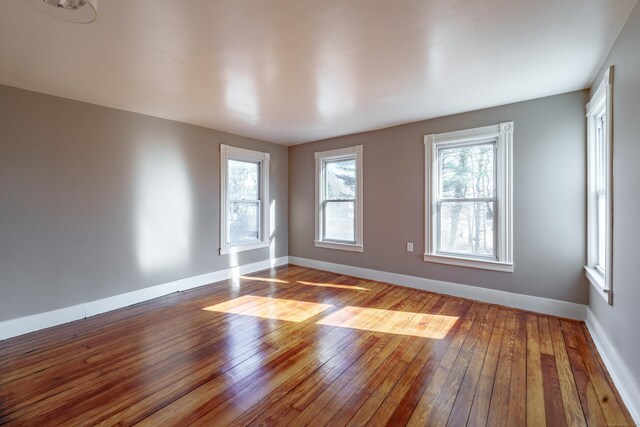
588 1 640 391
0 85 288 322
289 90 588 304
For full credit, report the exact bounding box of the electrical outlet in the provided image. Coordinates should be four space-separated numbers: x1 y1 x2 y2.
407 242 414 252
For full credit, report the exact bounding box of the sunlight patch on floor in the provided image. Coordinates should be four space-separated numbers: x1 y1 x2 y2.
236 276 369 290
316 306 458 339
203 295 333 322
203 296 456 338
239 276 289 284
296 280 369 291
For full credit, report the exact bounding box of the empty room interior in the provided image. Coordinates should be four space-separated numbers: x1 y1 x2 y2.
1 0 640 425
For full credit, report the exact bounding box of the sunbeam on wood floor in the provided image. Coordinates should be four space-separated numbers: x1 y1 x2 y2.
0 265 634 426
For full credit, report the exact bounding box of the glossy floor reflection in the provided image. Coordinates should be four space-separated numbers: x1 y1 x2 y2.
317 306 458 339
204 295 456 339
0 265 633 426
295 280 370 291
203 295 332 323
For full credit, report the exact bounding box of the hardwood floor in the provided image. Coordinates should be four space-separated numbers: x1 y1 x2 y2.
0 265 634 426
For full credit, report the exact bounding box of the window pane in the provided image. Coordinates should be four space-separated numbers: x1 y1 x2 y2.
325 159 356 200
228 201 259 243
439 201 494 257
228 160 259 200
440 144 495 199
324 201 355 242
596 117 606 192
597 194 606 271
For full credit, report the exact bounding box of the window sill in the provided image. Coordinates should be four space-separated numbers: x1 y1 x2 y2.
315 241 363 252
220 240 270 255
423 253 514 273
585 266 610 303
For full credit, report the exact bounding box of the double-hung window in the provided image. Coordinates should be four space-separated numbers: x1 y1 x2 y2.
220 144 270 255
586 66 613 304
424 123 514 272
315 145 363 252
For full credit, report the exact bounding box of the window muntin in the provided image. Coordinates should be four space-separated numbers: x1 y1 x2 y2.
220 145 270 255
315 146 363 252
585 66 613 303
424 123 513 272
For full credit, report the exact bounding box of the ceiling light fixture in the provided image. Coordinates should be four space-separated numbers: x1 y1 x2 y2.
25 0 98 24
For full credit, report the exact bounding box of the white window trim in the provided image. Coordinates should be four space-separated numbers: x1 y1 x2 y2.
586 66 613 304
314 145 364 252
220 144 270 255
424 122 514 272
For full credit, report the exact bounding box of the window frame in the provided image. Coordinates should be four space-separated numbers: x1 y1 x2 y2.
585 66 613 304
220 144 270 255
314 145 364 252
424 123 514 272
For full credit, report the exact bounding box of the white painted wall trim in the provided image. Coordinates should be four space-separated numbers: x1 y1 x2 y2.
0 256 289 341
288 256 586 320
7 255 637 423
219 144 271 256
424 122 514 273
585 307 640 425
286 258 640 420
314 145 364 252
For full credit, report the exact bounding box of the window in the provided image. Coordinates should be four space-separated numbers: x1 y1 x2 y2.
220 144 270 255
315 145 363 252
586 66 613 304
424 123 514 272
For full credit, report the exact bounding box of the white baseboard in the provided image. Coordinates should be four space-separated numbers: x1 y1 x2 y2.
288 256 586 320
5 255 636 423
0 256 289 341
296 256 640 421
585 307 640 425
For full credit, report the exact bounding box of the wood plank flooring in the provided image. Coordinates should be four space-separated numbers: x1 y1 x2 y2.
0 265 634 426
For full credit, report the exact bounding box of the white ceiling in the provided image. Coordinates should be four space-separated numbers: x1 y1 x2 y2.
0 0 636 145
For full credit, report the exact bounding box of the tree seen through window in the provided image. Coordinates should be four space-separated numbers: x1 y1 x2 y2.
439 143 495 256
